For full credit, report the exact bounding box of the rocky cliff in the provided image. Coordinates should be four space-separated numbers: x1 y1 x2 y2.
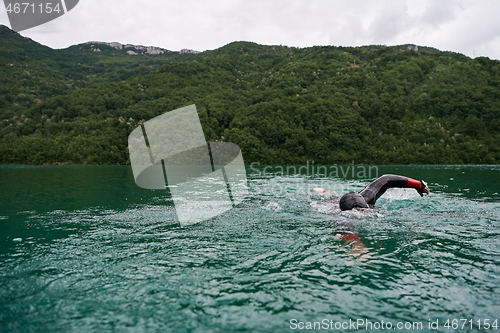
84 41 199 55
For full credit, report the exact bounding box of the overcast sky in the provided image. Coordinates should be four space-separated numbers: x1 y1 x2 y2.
1 0 499 60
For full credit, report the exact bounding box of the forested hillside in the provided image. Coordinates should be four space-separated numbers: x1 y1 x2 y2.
1 25 499 165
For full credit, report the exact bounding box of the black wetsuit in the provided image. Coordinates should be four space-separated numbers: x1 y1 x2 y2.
336 175 426 241
339 174 425 210
359 174 423 206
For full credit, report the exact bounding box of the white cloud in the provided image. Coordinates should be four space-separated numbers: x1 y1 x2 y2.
1 0 499 59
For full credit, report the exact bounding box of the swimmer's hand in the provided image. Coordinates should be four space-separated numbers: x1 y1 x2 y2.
313 188 328 193
417 180 429 197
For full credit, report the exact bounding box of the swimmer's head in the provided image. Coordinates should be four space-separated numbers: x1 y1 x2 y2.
339 192 369 211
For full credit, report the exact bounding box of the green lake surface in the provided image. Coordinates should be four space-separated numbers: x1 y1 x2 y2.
1 165 499 332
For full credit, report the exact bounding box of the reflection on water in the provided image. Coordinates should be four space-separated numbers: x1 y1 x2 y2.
1 165 499 332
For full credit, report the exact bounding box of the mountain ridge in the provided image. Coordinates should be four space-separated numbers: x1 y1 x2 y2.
82 41 171 55
1 25 499 164
0 24 200 56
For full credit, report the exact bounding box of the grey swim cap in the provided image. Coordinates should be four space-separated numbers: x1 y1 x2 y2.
339 192 369 211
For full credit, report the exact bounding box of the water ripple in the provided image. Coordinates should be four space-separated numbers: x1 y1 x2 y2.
1 166 500 331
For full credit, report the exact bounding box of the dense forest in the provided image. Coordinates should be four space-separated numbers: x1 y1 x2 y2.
1 25 499 165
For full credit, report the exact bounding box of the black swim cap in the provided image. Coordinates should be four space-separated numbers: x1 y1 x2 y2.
339 192 369 211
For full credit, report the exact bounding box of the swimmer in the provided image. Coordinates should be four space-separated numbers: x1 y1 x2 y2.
315 174 429 260
313 174 429 211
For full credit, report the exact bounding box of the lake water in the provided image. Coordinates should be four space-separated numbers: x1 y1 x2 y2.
1 165 499 332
